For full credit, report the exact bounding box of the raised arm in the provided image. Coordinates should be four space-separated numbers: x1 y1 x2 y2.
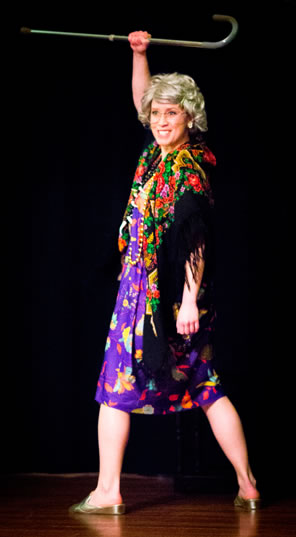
128 31 151 113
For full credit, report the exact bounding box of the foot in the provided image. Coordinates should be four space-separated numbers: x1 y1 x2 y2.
234 495 261 511
87 488 123 508
238 483 260 500
238 472 260 500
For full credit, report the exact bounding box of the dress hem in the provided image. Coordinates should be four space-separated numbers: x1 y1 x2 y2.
94 388 225 415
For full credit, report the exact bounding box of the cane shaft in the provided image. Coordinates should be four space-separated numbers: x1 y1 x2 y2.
20 15 238 49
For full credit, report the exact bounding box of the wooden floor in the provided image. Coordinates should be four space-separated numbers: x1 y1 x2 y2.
1 473 296 537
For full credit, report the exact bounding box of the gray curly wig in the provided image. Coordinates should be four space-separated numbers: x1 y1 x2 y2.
138 72 208 134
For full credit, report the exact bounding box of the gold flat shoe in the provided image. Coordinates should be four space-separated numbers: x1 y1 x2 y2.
234 495 262 511
69 494 126 515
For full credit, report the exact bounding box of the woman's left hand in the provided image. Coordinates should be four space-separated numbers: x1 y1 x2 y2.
128 31 151 53
176 301 200 335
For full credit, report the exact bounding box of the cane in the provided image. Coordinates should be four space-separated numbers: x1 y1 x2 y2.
20 14 238 49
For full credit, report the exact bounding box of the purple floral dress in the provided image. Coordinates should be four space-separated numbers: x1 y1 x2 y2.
95 177 224 415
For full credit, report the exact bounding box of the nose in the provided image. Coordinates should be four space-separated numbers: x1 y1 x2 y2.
158 113 169 126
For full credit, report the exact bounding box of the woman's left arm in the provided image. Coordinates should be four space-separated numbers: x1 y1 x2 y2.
128 31 151 113
176 251 205 335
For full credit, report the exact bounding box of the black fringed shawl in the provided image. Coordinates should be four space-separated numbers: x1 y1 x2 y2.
118 140 217 375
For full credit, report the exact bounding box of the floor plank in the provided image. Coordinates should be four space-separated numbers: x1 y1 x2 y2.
0 474 295 537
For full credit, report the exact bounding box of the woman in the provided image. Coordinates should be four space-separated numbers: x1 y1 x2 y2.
70 31 260 514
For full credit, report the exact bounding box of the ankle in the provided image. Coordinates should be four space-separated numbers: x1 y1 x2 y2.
237 468 260 498
90 479 122 504
97 477 120 495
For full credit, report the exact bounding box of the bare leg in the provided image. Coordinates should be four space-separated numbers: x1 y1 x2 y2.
203 396 260 499
89 405 130 507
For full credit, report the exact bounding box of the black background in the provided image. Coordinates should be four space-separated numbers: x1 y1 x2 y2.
4 0 295 498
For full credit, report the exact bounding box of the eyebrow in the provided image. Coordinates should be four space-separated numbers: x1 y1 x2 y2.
151 105 179 111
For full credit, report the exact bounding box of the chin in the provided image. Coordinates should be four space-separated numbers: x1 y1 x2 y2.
155 134 171 144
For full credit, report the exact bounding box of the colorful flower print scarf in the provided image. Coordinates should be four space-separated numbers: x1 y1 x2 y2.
118 140 216 323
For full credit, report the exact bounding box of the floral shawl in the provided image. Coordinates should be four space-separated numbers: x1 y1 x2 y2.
118 140 217 374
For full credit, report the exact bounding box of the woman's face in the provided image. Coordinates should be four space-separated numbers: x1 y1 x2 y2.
150 101 190 158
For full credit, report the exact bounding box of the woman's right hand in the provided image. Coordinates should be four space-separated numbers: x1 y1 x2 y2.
128 31 151 53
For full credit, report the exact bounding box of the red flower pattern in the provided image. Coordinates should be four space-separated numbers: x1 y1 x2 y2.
202 147 216 166
185 173 202 192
